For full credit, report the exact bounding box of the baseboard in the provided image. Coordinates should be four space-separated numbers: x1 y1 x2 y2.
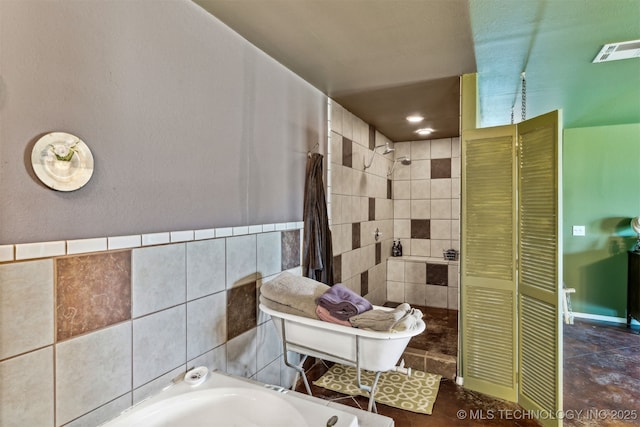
572 311 640 326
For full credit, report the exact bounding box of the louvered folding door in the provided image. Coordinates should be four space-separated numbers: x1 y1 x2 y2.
461 111 562 427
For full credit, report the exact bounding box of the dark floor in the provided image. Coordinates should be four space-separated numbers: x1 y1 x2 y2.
563 319 640 427
295 308 640 426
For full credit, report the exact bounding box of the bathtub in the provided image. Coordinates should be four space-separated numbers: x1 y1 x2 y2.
101 369 362 427
260 303 426 412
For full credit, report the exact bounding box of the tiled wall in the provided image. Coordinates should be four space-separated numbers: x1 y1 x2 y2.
328 101 395 305
386 257 459 310
391 138 461 257
0 224 303 427
327 101 461 309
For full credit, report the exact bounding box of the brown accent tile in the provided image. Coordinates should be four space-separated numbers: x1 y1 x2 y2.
387 179 392 199
375 242 381 265
281 229 300 270
368 125 376 150
361 271 368 296
56 251 131 341
227 281 257 340
431 158 451 179
368 197 375 221
342 137 352 168
411 219 431 239
427 263 449 286
352 223 361 250
333 254 342 283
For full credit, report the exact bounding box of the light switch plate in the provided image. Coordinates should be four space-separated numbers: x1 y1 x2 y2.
572 225 586 236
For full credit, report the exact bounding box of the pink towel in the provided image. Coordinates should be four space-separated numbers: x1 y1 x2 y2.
315 305 352 327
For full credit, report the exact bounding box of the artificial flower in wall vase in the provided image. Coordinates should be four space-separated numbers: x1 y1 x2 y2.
31 131 94 191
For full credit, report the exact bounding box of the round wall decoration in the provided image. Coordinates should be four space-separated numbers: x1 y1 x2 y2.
31 132 94 191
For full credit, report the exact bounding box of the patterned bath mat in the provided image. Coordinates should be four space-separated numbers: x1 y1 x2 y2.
313 364 441 414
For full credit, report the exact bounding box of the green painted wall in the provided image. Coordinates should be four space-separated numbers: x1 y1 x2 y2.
563 123 640 318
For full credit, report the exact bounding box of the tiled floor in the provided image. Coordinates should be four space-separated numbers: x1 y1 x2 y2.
295 309 640 426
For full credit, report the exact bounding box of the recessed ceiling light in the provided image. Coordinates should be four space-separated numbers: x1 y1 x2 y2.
406 115 424 123
415 128 433 135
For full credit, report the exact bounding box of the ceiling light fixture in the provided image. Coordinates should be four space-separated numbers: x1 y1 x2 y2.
406 115 424 123
415 128 433 135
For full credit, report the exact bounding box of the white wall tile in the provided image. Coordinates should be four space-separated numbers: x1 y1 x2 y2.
15 240 66 260
133 365 185 405
0 260 54 359
186 291 227 361
411 239 431 257
133 305 186 388
194 228 216 240
394 200 411 219
394 141 411 159
257 321 281 373
405 261 426 284
142 232 170 246
387 281 406 302
188 344 227 374
215 227 233 238
56 323 131 426
107 235 141 250
67 237 107 254
431 179 452 199
405 282 426 306
0 347 54 427
0 245 13 262
387 259 405 282
232 226 249 236
132 244 186 317
65 393 131 427
226 234 257 288
431 199 452 219
393 180 411 199
411 200 431 219
170 230 194 242
186 239 225 300
425 285 448 308
248 225 263 234
257 232 282 278
410 159 431 180
448 286 459 310
394 219 411 239
411 179 430 200
431 138 452 158
227 328 257 378
431 220 452 240
262 224 276 232
411 140 431 160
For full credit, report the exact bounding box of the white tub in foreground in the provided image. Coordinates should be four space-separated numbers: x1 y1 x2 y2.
101 370 361 427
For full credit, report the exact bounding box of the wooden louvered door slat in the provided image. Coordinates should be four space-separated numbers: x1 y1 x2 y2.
461 125 518 401
517 110 563 427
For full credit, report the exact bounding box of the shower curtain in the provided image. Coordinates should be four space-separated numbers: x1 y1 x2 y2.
302 152 334 286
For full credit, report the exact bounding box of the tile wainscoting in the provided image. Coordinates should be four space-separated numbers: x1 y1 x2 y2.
0 223 304 427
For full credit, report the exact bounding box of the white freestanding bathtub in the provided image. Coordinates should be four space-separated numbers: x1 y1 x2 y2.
260 303 426 412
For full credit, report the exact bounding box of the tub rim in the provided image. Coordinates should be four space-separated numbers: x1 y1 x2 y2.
259 303 425 339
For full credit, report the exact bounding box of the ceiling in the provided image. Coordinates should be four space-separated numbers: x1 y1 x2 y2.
194 0 640 142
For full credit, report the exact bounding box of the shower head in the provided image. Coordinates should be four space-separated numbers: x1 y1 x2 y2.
388 156 411 177
364 142 395 169
381 143 395 155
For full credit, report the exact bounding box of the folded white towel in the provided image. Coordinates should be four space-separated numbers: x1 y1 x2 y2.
349 303 411 331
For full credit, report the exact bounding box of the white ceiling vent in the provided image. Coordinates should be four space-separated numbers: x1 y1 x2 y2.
592 39 640 63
